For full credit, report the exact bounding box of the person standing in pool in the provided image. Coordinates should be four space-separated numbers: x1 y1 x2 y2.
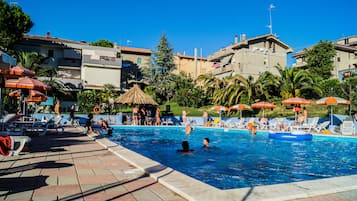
177 141 194 153
202 138 210 148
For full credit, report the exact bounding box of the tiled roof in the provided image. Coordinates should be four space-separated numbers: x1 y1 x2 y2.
23 34 86 45
119 46 152 54
175 54 208 61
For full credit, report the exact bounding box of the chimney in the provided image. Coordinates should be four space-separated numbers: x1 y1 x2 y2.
46 32 51 38
240 34 246 42
234 35 238 44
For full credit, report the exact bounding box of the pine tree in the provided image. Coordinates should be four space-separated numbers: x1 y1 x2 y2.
154 34 176 73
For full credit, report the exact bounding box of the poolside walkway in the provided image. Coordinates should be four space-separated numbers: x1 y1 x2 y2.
0 127 186 201
1 127 357 201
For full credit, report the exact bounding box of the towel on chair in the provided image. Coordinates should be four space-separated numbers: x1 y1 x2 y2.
0 136 12 156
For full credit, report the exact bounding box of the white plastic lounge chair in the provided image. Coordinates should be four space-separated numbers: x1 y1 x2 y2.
26 116 64 136
340 120 355 135
8 136 31 156
234 118 246 129
312 121 330 133
305 117 319 131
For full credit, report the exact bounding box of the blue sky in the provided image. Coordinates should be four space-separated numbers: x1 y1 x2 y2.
15 0 357 66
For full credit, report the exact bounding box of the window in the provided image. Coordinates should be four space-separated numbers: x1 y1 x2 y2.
48 50 54 57
337 57 341 62
137 57 142 64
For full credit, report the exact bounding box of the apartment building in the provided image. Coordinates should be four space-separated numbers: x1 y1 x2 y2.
208 34 293 79
173 53 214 78
14 33 121 91
293 36 357 80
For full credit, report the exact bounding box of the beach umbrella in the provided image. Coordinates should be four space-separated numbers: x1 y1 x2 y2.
316 96 350 125
5 77 51 91
230 104 251 118
5 78 50 115
9 66 35 77
282 97 311 105
210 105 228 126
251 101 276 117
282 97 311 121
9 89 21 97
115 84 158 106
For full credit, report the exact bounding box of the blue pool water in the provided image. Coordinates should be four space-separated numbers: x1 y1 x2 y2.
109 126 357 190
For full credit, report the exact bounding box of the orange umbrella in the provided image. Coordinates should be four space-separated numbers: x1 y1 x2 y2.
251 101 276 117
210 105 228 120
210 105 229 112
316 96 350 125
282 97 311 105
25 95 47 103
9 66 35 77
9 89 21 97
5 77 51 91
230 104 251 118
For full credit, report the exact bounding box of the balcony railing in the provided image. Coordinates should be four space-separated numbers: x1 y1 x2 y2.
82 55 121 67
58 58 81 67
208 48 234 61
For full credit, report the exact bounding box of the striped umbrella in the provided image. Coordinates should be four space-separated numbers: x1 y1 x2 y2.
230 104 251 118
251 101 276 117
316 96 350 125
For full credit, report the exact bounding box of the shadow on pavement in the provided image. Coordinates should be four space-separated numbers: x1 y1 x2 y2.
0 161 72 176
0 175 48 196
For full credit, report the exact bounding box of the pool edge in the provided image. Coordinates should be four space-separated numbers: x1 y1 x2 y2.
93 135 357 201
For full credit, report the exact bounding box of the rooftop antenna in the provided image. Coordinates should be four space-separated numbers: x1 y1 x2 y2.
268 3 275 34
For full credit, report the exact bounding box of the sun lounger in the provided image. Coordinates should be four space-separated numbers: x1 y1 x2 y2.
0 136 31 156
312 121 330 133
340 120 355 135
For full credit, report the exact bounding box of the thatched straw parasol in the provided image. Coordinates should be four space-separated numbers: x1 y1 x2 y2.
115 85 158 106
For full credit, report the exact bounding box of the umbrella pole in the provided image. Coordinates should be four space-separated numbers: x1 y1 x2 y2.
262 108 265 118
240 109 242 119
331 106 333 126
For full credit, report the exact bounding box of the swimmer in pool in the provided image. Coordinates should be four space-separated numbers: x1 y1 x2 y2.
202 137 210 148
177 140 194 153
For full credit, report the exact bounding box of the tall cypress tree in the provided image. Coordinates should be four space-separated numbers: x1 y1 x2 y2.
154 34 176 73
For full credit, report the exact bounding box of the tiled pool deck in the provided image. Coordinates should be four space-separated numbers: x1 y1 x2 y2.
1 127 356 201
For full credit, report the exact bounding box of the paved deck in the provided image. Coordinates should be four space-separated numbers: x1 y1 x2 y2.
1 127 357 201
0 127 186 201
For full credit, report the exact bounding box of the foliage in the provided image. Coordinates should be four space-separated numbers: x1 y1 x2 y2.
77 90 102 113
0 0 33 52
89 39 114 48
144 72 176 104
99 84 118 114
153 34 175 73
305 41 336 79
15 51 53 72
172 72 208 107
274 65 321 99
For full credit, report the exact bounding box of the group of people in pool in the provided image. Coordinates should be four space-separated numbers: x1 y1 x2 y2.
177 137 210 153
85 114 113 136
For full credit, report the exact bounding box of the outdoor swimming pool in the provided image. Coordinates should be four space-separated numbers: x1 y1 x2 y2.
109 126 357 190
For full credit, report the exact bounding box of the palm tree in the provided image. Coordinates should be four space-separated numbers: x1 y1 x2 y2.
196 74 223 100
274 65 321 99
100 84 117 114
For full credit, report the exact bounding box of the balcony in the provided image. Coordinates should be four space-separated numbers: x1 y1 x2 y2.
210 64 234 75
82 55 121 67
58 58 81 67
292 61 307 68
208 48 234 61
